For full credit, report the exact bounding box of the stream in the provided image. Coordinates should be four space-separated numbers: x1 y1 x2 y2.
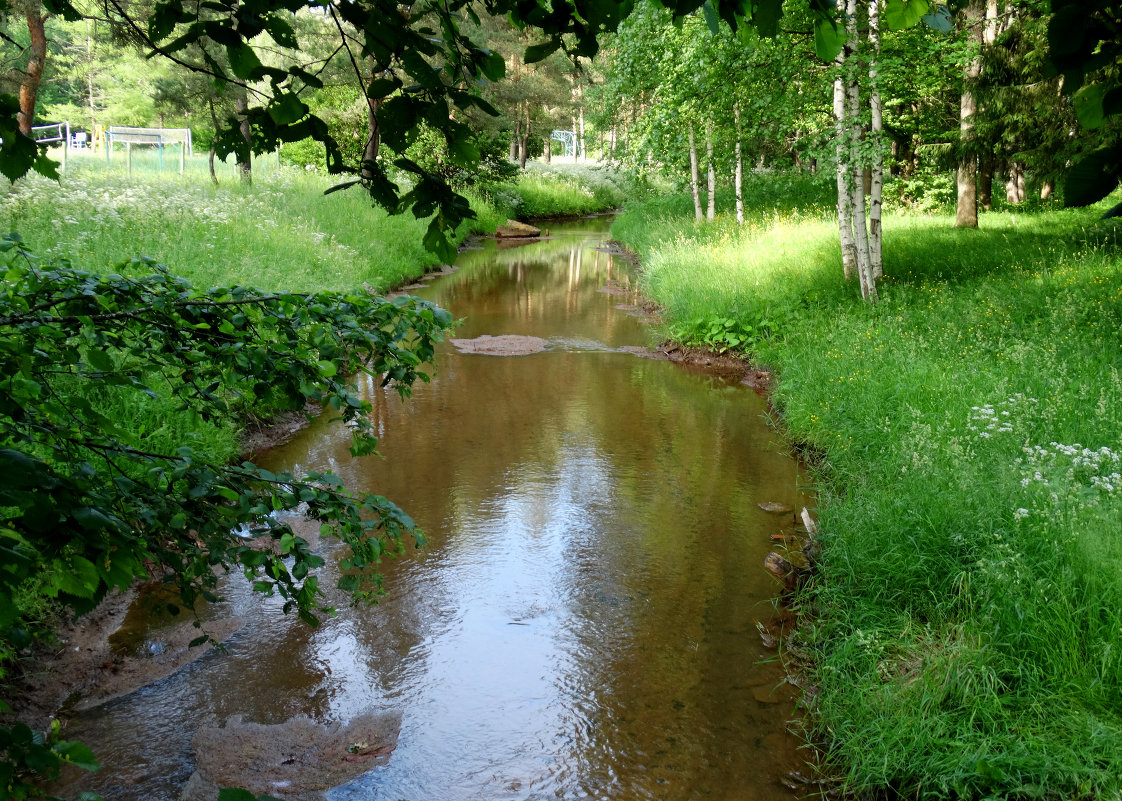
59 216 812 801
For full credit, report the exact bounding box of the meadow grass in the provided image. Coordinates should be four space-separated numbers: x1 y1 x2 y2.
508 161 641 217
613 178 1122 799
4 156 627 292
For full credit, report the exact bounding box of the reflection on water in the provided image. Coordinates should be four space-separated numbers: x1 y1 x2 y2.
62 217 811 801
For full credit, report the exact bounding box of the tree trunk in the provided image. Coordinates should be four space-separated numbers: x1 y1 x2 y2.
233 86 252 184
734 102 744 226
1040 180 1054 201
362 60 386 181
868 0 884 280
543 136 552 163
18 5 50 135
955 0 983 228
1006 162 1026 203
519 102 530 169
978 155 994 210
706 127 716 221
833 50 858 282
846 0 875 300
86 20 97 132
689 125 703 223
207 99 220 185
578 100 586 162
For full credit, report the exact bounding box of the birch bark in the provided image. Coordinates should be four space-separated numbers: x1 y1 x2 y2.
845 0 875 300
834 53 857 282
868 0 884 280
689 125 703 222
706 127 716 221
734 102 744 226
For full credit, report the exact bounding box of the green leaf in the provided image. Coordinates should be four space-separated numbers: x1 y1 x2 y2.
86 348 115 372
701 1 721 34
1063 147 1122 207
813 17 846 61
1074 84 1105 129
53 556 101 598
479 50 505 82
268 93 308 126
43 0 84 21
0 126 43 183
317 360 337 377
921 8 952 33
883 0 930 30
54 741 101 771
226 41 263 80
447 136 479 168
525 39 559 64
263 14 299 49
367 77 400 99
148 3 182 41
753 0 783 37
217 789 260 801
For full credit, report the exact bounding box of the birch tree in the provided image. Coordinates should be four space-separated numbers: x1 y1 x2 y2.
689 123 703 221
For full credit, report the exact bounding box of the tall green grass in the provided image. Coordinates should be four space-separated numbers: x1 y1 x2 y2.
613 179 1122 798
508 162 644 217
3 159 629 292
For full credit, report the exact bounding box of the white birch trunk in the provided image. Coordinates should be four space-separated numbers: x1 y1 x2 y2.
834 50 857 282
868 0 884 280
734 102 744 226
706 126 716 221
689 125 703 222
578 104 586 163
845 0 875 301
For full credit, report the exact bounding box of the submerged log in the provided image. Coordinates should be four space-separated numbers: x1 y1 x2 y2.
495 219 542 238
764 551 801 593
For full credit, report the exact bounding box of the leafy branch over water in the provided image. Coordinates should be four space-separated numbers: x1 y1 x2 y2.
0 233 453 795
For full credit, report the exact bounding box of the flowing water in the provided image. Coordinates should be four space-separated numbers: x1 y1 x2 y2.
60 217 812 801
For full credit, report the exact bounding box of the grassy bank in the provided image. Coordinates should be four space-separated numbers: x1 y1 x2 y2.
3 159 629 294
613 177 1122 798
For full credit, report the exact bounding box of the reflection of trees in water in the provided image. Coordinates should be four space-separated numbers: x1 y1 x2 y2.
64 221 807 801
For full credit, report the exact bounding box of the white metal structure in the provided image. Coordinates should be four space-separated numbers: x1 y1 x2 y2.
551 129 577 157
105 126 193 174
32 122 71 169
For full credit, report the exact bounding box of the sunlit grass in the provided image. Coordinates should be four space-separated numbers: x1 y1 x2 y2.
613 181 1122 798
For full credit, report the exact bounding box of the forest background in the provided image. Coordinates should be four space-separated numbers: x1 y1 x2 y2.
3 0 1122 799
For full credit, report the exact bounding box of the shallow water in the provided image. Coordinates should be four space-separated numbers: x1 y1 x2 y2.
62 217 812 801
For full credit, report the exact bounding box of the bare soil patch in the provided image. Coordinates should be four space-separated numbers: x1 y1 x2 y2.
3 587 244 730
180 712 401 801
450 334 548 355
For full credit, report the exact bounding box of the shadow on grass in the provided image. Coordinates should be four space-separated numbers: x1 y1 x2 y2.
880 212 1122 286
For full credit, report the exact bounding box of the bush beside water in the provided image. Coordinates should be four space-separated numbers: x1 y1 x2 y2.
613 176 1122 798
